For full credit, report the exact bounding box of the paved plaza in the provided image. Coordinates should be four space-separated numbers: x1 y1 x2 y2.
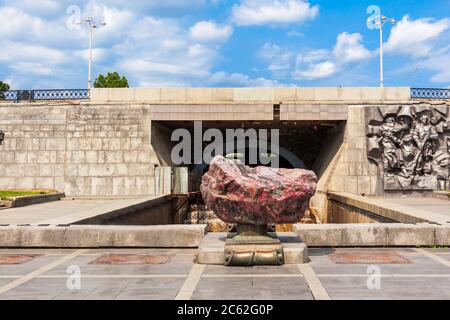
0 247 448 300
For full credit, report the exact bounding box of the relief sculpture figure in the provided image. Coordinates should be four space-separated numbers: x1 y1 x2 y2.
377 115 401 175
367 105 449 190
412 112 439 176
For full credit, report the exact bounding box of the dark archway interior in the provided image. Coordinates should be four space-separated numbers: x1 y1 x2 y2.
156 120 341 192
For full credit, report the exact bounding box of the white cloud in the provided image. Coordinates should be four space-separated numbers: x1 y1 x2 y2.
297 49 329 64
10 63 53 76
420 50 450 83
259 43 293 76
115 16 220 84
293 60 335 80
209 71 280 87
286 30 304 37
260 32 370 81
231 0 318 26
74 48 108 62
294 32 370 80
384 15 450 57
0 41 67 64
190 21 233 42
333 32 371 64
382 15 450 84
2 0 62 15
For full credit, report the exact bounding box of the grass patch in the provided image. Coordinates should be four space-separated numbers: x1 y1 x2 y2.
0 190 53 200
416 244 449 249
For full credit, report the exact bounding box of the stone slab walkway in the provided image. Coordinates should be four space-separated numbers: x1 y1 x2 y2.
0 247 448 300
0 195 169 225
330 192 450 225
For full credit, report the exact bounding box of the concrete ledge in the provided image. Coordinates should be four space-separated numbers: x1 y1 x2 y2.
343 224 388 246
294 223 447 247
385 224 435 246
294 224 345 246
5 193 65 208
0 224 207 248
197 232 227 265
435 226 450 245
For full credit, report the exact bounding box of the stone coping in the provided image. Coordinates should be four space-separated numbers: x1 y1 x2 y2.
294 223 450 247
433 191 450 201
90 87 412 103
0 224 207 248
4 193 65 208
328 192 449 225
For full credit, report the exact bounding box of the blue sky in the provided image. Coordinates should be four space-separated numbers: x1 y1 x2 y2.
0 0 449 89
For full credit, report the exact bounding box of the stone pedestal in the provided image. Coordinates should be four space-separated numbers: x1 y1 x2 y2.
197 232 308 265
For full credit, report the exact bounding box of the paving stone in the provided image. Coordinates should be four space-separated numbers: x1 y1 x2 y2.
319 276 450 300
116 288 179 300
0 254 66 276
203 264 301 275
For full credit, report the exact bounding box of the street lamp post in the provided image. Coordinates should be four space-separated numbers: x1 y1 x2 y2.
369 14 396 88
79 18 106 90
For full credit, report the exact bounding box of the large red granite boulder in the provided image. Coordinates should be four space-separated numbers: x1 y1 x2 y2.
200 155 317 225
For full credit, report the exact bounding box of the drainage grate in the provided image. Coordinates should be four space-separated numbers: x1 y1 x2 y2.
0 254 38 265
328 252 412 264
89 254 174 265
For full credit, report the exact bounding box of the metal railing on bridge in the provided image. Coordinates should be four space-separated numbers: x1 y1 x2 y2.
1 87 449 102
0 89 89 102
411 88 450 100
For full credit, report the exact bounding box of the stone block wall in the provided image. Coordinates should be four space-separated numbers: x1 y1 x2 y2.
0 104 156 197
327 106 379 195
280 104 348 121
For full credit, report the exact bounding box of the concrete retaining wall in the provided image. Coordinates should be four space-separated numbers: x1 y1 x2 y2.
0 104 157 197
0 87 445 198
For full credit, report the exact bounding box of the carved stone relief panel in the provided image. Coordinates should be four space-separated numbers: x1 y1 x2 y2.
366 104 449 190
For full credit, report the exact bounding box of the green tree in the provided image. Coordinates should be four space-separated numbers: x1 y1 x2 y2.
0 81 10 100
94 72 129 88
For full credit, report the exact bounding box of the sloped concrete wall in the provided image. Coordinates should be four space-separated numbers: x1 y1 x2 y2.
309 106 379 221
327 106 379 195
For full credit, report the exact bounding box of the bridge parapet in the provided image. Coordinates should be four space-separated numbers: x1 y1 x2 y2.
90 87 412 104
